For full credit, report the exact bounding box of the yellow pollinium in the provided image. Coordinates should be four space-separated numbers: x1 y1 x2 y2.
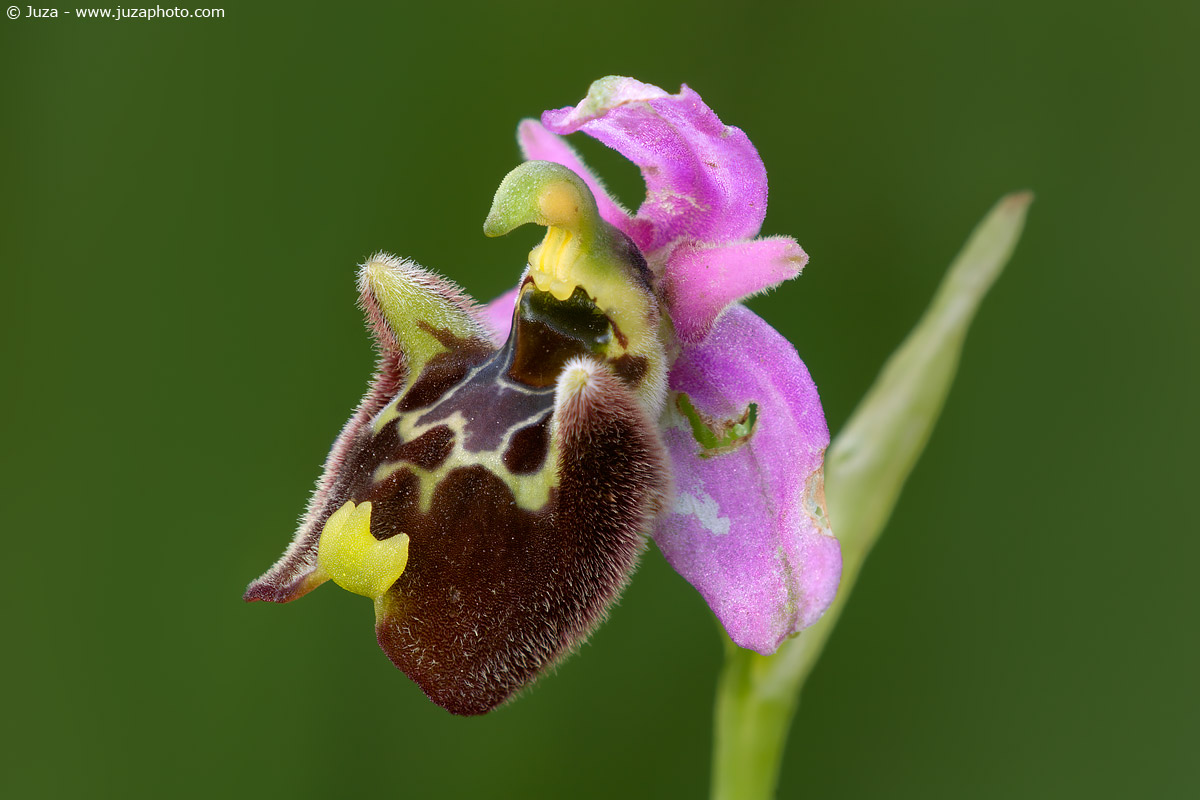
528 179 589 302
317 500 409 600
530 226 581 301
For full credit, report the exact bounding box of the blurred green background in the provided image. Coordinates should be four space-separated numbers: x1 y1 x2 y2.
2 1 1196 797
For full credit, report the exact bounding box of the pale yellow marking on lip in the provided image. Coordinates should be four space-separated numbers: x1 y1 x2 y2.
370 408 559 514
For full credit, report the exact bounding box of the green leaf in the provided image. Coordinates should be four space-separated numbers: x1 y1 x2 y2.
826 191 1033 564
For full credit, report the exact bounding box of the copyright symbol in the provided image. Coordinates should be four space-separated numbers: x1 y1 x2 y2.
6 6 19 19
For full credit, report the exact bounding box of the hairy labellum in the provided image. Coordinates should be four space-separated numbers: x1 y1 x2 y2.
246 163 669 715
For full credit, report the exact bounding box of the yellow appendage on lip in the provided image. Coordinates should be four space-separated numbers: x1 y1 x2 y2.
317 500 409 600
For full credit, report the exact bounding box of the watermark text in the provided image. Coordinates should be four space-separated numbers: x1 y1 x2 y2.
7 5 225 20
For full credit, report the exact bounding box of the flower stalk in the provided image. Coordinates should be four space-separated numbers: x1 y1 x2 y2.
711 192 1033 799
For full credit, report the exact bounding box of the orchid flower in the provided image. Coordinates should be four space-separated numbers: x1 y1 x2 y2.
245 76 840 715
493 77 840 655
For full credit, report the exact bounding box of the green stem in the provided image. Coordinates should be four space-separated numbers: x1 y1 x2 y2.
710 527 868 800
709 193 1032 800
711 639 798 800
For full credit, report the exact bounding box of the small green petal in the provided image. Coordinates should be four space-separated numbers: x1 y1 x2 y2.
674 392 758 458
